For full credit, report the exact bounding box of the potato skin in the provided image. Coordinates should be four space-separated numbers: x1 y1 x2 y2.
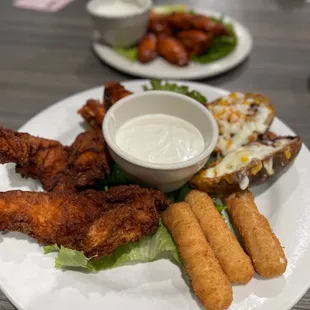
190 136 302 194
207 93 276 155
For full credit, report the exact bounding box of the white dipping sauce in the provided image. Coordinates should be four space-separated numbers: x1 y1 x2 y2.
95 1 143 17
115 114 205 164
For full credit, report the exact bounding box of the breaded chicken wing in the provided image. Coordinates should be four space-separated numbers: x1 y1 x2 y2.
103 81 133 111
78 99 104 132
0 185 167 257
78 82 132 131
0 128 110 192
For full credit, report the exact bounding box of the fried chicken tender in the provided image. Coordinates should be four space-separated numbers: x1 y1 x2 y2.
225 190 287 278
0 128 110 192
138 33 158 63
78 82 133 131
157 36 189 66
0 185 167 257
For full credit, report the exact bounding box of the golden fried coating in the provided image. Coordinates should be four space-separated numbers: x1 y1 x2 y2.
78 82 132 131
177 30 213 56
138 33 158 63
103 81 133 111
0 128 110 192
78 99 104 132
162 202 233 310
185 190 254 284
157 36 189 66
0 185 167 257
225 190 287 278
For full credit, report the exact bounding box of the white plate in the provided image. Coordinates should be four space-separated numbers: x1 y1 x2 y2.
0 80 309 310
92 9 253 80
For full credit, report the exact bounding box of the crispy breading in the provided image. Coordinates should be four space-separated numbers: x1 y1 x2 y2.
0 185 167 257
78 82 132 131
225 190 287 278
162 202 233 310
185 190 254 284
78 99 104 132
0 128 110 192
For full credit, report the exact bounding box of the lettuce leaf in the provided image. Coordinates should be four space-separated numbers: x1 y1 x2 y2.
43 244 59 254
153 4 187 15
191 18 237 64
113 46 138 62
143 80 207 104
44 221 180 272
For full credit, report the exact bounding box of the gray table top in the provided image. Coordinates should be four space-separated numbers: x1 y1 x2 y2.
0 0 309 309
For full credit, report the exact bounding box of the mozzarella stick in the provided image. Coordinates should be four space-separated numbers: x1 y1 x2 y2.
225 190 287 278
185 190 254 284
162 202 233 310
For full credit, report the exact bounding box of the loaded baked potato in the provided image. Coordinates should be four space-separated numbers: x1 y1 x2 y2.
207 92 275 156
190 136 302 194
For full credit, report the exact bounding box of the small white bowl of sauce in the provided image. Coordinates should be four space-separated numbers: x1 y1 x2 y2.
86 0 152 48
103 91 218 192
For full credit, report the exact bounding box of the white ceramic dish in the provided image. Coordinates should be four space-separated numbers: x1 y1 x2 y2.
103 90 218 192
92 9 253 80
0 80 310 310
87 0 152 47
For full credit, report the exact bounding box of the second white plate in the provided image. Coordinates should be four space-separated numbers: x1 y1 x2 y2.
92 9 253 80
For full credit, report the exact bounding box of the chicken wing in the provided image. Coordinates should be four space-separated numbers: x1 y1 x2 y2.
177 30 213 56
78 82 132 131
0 128 110 192
191 14 228 36
167 12 193 32
103 81 133 111
78 99 104 132
138 33 158 63
0 185 167 257
148 11 172 35
167 13 228 36
157 36 189 66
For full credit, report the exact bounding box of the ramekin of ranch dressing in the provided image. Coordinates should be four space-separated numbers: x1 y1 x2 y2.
115 114 205 164
94 1 145 17
103 90 218 192
86 0 152 47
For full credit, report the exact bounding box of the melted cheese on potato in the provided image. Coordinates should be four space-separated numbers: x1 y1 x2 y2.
203 139 290 178
209 92 272 155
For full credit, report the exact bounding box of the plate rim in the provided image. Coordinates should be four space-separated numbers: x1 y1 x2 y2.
92 8 253 80
0 80 309 310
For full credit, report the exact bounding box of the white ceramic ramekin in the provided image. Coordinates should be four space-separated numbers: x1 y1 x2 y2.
103 90 218 192
86 0 152 48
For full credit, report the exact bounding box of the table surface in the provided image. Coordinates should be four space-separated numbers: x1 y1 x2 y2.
0 0 309 309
